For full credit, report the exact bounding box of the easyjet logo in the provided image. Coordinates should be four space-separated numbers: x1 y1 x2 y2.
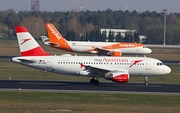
47 24 61 40
21 38 31 45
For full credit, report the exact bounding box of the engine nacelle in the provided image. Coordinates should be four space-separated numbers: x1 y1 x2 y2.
107 51 122 56
106 72 129 83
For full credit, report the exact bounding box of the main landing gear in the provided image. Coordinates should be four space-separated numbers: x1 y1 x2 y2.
144 76 148 86
90 77 99 86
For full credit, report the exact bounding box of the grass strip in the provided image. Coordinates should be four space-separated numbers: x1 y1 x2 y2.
0 92 179 113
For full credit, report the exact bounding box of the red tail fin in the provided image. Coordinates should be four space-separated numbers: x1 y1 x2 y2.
15 26 50 56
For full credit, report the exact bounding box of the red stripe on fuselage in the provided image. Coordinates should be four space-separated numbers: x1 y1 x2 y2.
21 46 50 56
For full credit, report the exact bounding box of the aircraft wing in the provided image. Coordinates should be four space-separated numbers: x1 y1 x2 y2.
80 63 128 76
80 63 129 83
95 47 122 56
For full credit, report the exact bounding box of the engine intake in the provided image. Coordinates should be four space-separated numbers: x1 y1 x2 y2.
107 51 122 56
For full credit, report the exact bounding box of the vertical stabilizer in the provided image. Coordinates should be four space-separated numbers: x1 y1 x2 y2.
46 23 73 51
15 26 50 56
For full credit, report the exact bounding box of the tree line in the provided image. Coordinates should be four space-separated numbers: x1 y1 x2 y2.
0 9 180 44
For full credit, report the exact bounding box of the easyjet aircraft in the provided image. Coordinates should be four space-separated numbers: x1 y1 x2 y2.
43 23 152 56
12 26 171 85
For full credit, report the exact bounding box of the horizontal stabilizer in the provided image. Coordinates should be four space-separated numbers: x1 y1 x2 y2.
49 42 59 47
44 41 59 47
18 59 36 63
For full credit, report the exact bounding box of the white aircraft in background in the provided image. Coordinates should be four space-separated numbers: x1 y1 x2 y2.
12 26 171 85
43 23 152 56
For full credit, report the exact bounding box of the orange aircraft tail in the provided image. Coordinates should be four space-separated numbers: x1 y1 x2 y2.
46 23 73 51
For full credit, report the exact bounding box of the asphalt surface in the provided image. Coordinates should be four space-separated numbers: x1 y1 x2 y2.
0 80 179 95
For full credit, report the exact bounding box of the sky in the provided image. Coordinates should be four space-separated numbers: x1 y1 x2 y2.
0 0 179 13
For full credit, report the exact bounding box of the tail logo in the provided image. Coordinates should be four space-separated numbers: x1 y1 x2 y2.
20 38 31 45
129 60 143 68
47 24 61 40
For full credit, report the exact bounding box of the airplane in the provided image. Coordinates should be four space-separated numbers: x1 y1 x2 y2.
12 26 171 86
43 23 152 56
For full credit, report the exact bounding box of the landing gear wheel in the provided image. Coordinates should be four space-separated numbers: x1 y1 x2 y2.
90 78 95 84
145 82 148 86
144 76 148 86
93 80 99 86
90 77 100 85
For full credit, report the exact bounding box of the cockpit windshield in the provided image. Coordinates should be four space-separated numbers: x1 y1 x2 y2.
143 46 147 48
157 62 164 66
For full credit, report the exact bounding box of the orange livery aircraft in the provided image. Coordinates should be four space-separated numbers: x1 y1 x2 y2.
43 23 152 56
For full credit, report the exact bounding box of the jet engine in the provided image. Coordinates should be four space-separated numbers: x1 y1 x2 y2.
105 72 129 83
107 51 122 56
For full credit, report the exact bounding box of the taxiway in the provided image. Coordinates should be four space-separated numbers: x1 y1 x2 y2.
0 80 179 95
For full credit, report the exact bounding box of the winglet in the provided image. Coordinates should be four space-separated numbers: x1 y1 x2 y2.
46 23 73 51
15 26 50 56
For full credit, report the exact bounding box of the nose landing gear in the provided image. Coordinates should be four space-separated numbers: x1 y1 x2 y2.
144 76 148 86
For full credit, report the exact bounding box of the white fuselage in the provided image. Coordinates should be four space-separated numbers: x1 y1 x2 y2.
69 42 151 54
12 55 171 77
44 41 152 55
70 41 152 55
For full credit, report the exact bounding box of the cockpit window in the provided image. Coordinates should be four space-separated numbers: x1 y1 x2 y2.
143 46 147 48
157 62 163 66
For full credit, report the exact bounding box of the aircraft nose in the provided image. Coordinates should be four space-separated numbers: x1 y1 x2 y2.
165 66 171 74
147 48 152 54
162 65 171 74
